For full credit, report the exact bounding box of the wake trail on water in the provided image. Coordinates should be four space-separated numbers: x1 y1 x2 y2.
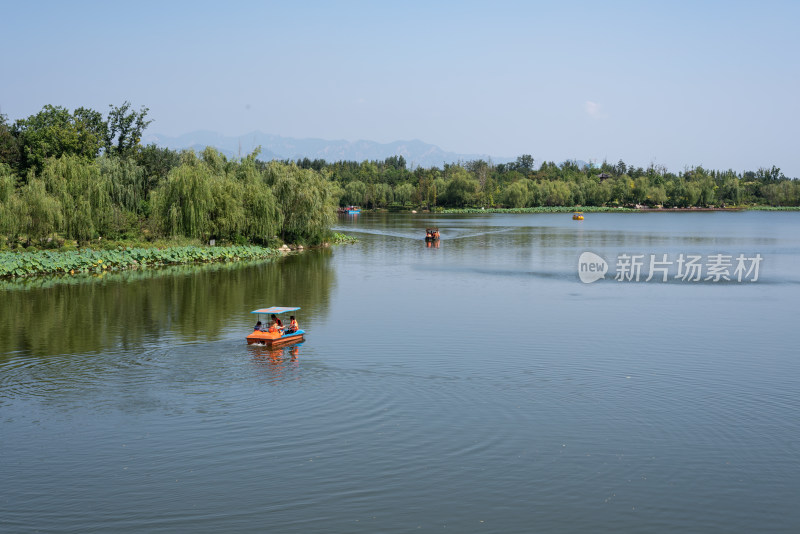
332 228 422 240
412 263 575 281
445 227 516 240
333 226 516 240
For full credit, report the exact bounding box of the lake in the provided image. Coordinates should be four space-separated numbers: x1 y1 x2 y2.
2 211 799 533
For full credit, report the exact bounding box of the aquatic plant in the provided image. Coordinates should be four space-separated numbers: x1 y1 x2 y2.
0 244 281 278
331 232 358 244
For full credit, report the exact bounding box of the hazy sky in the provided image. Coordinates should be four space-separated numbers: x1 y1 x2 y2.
2 0 798 176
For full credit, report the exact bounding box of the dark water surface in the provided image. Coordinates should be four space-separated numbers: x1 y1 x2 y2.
2 211 799 533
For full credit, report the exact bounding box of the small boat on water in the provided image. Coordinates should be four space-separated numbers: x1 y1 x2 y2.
425 227 440 241
338 206 361 214
246 306 306 347
572 212 584 220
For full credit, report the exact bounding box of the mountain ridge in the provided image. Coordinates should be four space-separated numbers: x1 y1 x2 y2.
142 130 512 168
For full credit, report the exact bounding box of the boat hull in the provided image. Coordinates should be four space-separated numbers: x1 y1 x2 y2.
246 329 306 346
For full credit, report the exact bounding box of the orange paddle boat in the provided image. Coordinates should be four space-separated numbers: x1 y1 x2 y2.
246 306 306 347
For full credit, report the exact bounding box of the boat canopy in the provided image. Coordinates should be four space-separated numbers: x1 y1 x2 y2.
251 307 300 315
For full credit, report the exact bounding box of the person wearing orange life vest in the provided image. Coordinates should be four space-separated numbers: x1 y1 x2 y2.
284 315 299 334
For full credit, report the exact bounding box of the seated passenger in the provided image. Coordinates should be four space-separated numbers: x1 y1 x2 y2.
254 320 264 331
269 314 284 334
285 315 299 334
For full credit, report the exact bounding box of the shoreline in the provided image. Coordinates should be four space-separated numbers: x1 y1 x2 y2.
633 207 745 212
433 206 800 214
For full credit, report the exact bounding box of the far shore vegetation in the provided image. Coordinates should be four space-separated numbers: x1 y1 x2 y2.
1 102 798 270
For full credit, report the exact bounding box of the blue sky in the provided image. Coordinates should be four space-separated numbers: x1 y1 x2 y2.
2 0 798 176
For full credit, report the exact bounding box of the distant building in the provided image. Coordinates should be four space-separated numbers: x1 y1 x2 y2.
598 173 611 181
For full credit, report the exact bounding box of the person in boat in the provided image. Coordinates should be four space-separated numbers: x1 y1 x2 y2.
269 314 284 334
284 315 298 334
254 320 264 332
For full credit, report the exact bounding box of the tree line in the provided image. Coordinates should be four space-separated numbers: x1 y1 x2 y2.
303 155 799 210
0 104 337 248
1 103 798 248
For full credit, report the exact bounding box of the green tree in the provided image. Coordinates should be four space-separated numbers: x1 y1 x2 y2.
150 152 217 239
443 168 479 207
502 180 529 208
633 176 650 205
41 155 113 241
267 162 337 244
238 155 279 244
414 168 440 207
135 143 181 191
581 178 607 206
383 155 406 170
343 181 367 206
667 179 689 207
513 154 534 176
0 165 22 238
610 176 634 205
756 166 784 183
716 172 741 206
0 114 21 171
373 182 393 208
99 156 145 212
16 178 64 243
540 180 572 206
698 176 716 207
149 148 280 242
105 101 152 157
647 185 668 206
14 105 106 174
394 182 415 206
431 177 447 207
466 159 492 192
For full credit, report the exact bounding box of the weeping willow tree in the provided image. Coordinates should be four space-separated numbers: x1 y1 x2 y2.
149 148 279 242
0 166 22 239
236 152 279 243
266 161 337 244
0 164 13 200
3 145 333 248
150 153 216 238
40 155 112 241
16 178 64 242
207 172 247 240
99 155 147 214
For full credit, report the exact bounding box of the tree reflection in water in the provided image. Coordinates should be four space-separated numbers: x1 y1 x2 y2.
0 248 335 359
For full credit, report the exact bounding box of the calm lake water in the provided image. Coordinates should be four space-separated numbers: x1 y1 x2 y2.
2 211 799 533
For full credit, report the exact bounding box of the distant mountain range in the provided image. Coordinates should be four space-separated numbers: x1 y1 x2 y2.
142 130 512 168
